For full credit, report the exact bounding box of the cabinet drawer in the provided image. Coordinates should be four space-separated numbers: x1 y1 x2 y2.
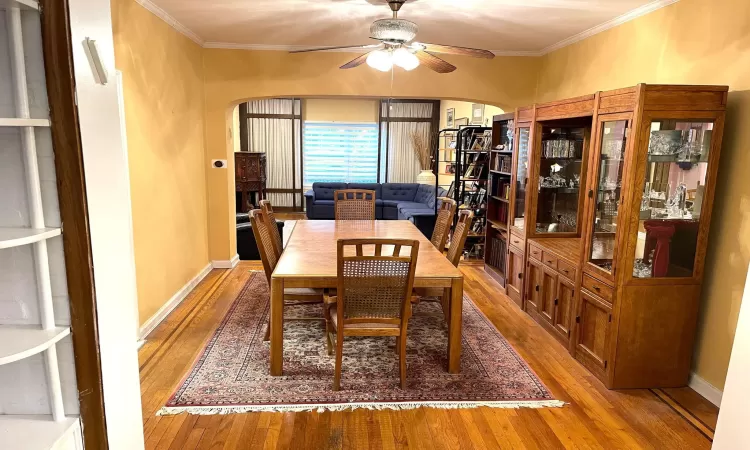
582 274 613 301
509 234 525 250
542 251 558 270
557 259 576 281
529 244 543 261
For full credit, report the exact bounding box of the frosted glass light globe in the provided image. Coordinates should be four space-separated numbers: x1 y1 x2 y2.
392 47 419 71
366 50 393 72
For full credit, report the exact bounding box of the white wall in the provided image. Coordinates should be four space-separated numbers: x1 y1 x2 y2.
714 262 750 447
67 0 145 447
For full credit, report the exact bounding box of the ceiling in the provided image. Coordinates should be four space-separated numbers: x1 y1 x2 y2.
145 0 673 54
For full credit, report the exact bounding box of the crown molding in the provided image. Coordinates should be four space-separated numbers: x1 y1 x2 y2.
136 0 679 57
539 0 679 55
134 0 204 46
203 42 542 56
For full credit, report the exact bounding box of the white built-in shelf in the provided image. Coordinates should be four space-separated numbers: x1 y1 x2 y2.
0 416 78 450
0 118 50 127
0 0 39 11
0 326 70 365
0 228 62 249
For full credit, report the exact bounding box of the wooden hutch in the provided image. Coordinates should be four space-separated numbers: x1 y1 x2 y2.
497 84 727 389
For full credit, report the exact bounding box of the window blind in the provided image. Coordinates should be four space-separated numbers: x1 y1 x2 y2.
303 122 379 185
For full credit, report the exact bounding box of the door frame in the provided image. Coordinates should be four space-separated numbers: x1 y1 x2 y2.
41 0 108 447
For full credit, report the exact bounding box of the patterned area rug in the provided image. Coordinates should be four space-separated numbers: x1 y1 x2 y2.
158 272 562 415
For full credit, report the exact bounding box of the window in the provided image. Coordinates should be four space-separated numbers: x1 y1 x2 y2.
303 122 379 185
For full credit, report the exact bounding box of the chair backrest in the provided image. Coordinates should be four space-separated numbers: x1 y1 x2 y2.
430 197 457 252
446 210 474 267
336 239 419 327
334 189 376 220
259 199 283 255
249 209 278 283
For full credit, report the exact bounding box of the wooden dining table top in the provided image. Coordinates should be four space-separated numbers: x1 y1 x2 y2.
273 220 462 283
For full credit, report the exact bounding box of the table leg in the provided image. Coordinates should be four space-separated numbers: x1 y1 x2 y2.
447 277 463 374
270 277 284 376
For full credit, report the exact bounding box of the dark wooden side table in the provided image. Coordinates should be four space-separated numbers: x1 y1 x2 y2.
235 152 267 212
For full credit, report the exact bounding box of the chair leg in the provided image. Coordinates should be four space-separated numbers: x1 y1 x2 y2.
333 332 344 391
399 333 407 389
263 320 271 341
325 316 333 356
395 336 401 355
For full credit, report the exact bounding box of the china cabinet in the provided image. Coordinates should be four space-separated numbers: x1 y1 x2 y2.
502 84 728 389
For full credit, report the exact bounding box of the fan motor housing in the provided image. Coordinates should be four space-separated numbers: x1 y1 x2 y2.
370 19 418 43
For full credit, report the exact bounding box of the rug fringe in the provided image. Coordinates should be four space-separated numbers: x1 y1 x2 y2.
156 400 565 416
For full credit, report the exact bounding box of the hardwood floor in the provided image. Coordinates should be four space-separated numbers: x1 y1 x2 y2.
139 261 718 449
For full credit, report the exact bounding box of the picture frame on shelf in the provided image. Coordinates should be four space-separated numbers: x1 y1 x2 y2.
471 103 485 124
446 108 455 128
455 117 469 128
447 181 456 199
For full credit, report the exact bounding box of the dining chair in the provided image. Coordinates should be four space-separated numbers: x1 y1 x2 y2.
259 199 283 255
249 209 325 341
324 238 420 390
334 189 376 220
430 197 457 253
413 209 474 311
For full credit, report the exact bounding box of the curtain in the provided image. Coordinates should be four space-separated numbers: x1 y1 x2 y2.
245 99 302 207
382 102 434 183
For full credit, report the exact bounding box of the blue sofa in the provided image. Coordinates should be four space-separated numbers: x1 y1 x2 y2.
304 182 448 236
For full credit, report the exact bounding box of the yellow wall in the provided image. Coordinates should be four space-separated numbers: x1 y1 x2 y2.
202 49 541 263
536 0 750 389
112 0 210 325
303 98 379 123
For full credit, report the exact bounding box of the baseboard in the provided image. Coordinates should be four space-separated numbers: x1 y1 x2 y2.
138 262 213 340
689 372 723 407
212 254 240 269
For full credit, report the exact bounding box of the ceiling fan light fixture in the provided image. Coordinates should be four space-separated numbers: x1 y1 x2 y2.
366 50 393 72
392 47 419 71
370 19 418 43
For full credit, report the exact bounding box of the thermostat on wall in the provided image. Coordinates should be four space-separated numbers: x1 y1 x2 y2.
211 159 227 169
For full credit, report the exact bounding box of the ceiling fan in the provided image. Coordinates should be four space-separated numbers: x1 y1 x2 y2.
289 0 495 73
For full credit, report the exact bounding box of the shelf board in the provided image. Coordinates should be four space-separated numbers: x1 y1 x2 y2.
540 186 580 194
489 169 512 176
491 149 513 154
0 415 78 450
460 178 486 182
487 218 508 231
0 326 71 365
0 118 50 127
0 228 62 249
490 195 509 203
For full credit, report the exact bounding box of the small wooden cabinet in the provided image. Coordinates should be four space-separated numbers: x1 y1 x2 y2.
506 245 525 307
502 84 728 389
235 152 267 213
575 290 612 380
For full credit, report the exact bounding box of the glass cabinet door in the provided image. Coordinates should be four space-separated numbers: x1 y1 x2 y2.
512 126 530 231
631 119 714 278
535 125 586 233
588 119 629 274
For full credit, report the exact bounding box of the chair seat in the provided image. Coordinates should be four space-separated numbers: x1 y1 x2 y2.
330 312 400 335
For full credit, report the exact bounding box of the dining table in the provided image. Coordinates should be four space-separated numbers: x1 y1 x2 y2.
269 219 464 376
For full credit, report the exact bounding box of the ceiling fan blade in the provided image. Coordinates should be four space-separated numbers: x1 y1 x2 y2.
412 42 495 59
340 52 372 69
415 51 456 74
289 44 382 54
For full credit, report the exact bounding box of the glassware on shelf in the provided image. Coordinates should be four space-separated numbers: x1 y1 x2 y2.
631 119 714 278
587 119 628 273
513 127 530 231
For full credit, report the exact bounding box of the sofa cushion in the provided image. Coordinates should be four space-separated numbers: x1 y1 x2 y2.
312 182 347 201
382 205 400 220
414 184 438 208
381 199 402 207
347 183 381 198
313 200 335 206
397 202 433 214
381 183 418 201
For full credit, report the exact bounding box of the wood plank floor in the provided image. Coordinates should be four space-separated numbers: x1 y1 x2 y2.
139 261 718 449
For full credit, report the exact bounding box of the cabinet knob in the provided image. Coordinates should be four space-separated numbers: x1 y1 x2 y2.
535 285 540 292
593 286 601 292
518 273 522 279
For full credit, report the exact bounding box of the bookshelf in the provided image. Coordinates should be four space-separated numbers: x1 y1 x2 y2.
448 126 492 260
484 113 515 286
